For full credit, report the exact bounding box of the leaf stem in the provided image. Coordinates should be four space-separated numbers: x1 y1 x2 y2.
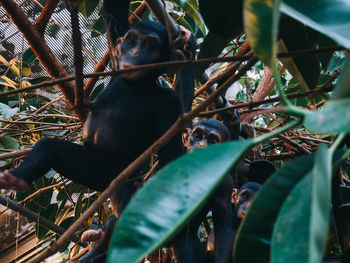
273 67 309 117
330 132 346 156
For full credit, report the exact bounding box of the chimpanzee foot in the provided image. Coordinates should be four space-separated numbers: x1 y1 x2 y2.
0 170 29 192
81 229 105 243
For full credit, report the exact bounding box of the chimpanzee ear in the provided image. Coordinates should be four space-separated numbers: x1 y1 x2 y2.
115 37 123 53
231 188 238 204
182 128 191 148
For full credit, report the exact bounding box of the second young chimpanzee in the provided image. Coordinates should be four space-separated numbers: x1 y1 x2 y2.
172 118 235 263
205 161 275 262
231 182 261 229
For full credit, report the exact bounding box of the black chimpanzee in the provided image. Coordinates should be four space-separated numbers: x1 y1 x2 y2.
0 0 195 262
0 21 183 206
171 118 235 263
231 181 261 230
0 0 195 205
205 163 275 262
0 0 194 247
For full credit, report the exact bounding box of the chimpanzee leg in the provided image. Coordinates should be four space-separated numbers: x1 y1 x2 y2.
11 138 112 191
211 176 234 263
172 209 207 263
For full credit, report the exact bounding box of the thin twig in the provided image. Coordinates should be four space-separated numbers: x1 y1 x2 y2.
0 148 31 160
33 95 65 114
254 126 311 154
198 84 334 117
144 160 160 181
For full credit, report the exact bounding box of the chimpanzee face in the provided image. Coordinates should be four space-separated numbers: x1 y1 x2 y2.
232 182 261 219
186 125 222 152
117 30 162 80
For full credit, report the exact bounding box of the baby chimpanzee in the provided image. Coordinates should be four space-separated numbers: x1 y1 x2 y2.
0 20 183 213
0 0 198 217
232 182 261 228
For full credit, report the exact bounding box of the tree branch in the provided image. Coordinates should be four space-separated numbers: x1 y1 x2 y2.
35 0 60 34
198 84 334 117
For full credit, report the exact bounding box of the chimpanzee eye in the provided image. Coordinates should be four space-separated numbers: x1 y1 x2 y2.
124 32 138 45
208 134 220 144
240 192 250 200
143 37 160 51
193 130 203 139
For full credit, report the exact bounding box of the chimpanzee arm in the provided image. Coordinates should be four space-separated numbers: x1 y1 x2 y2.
103 0 130 44
219 104 241 141
211 175 235 263
174 31 196 114
156 90 184 167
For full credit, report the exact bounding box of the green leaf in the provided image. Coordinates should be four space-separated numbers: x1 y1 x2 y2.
173 0 207 36
304 57 350 133
234 154 314 263
85 0 100 17
304 99 350 134
78 0 87 18
279 21 320 90
91 15 105 38
23 48 36 65
271 144 331 263
75 191 84 220
46 24 61 39
196 31 228 79
108 140 253 263
281 0 350 49
0 102 18 118
0 136 20 151
244 0 281 67
89 83 104 100
199 0 243 40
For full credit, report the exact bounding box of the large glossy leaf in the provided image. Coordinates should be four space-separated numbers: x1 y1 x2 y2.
198 0 243 40
108 140 253 263
279 20 320 90
271 144 331 263
281 0 350 49
244 0 280 67
234 154 314 263
304 57 350 133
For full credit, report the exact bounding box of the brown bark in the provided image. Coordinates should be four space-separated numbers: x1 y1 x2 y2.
35 0 60 34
